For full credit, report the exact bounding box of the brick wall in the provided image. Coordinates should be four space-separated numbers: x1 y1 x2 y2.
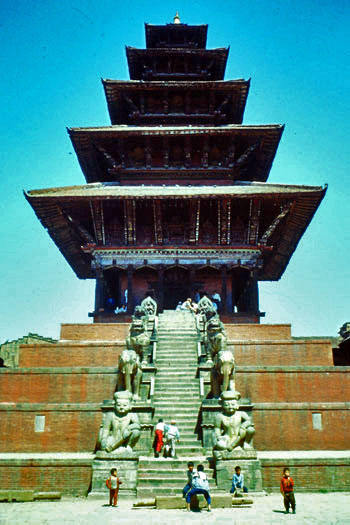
0 457 93 495
19 343 124 368
260 456 350 491
60 323 129 341
0 368 118 403
231 340 333 366
253 404 350 450
225 324 291 340
236 366 350 402
0 405 101 452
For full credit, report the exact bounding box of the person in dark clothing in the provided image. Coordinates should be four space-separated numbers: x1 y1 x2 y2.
280 467 296 514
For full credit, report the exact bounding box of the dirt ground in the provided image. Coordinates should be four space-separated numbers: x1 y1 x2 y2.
0 493 350 525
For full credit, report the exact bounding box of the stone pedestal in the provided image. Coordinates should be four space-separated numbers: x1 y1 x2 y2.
215 456 262 492
89 453 138 498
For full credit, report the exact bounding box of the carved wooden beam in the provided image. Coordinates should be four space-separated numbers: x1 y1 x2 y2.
163 89 169 114
123 200 136 245
140 93 145 114
185 136 192 168
96 146 118 170
163 136 169 168
145 135 152 168
247 198 261 245
260 201 293 245
189 199 200 244
219 199 231 245
153 200 163 245
117 138 126 168
90 200 105 245
65 212 95 244
202 136 209 168
217 200 221 244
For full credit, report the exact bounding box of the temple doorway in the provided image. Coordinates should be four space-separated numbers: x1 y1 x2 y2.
163 267 190 309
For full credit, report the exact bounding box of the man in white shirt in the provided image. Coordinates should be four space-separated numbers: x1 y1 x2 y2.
164 420 180 458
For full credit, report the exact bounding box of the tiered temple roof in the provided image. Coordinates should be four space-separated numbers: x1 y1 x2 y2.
26 16 326 318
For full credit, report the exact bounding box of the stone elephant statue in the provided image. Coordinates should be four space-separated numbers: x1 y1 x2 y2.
117 349 142 401
211 349 235 398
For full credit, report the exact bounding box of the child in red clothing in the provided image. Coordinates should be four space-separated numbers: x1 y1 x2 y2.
280 467 296 514
106 468 122 507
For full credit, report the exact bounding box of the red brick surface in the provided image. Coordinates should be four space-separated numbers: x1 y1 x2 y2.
60 323 129 341
225 324 291 340
19 343 124 367
232 340 333 366
0 461 92 495
0 408 101 452
254 406 350 450
0 369 117 403
261 458 350 491
236 367 350 402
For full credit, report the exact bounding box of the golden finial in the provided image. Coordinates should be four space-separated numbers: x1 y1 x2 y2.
173 11 181 24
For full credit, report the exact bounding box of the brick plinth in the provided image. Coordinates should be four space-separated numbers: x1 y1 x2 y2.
19 343 124 368
0 455 93 496
235 366 350 402
231 340 333 366
60 323 129 341
253 403 350 450
225 324 291 340
0 404 102 452
260 453 350 491
0 368 118 403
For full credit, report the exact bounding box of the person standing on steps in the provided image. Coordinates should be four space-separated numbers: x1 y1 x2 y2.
164 419 180 458
280 467 296 514
154 418 167 457
182 461 197 498
185 464 212 512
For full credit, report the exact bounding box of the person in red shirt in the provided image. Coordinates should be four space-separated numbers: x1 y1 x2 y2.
106 468 122 507
280 467 296 514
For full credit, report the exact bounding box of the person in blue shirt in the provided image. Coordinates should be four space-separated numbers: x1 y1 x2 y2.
230 466 248 494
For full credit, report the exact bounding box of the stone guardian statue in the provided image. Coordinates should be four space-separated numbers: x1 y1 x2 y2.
98 391 141 455
213 390 255 460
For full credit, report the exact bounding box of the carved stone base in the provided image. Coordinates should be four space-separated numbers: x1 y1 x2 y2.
89 455 138 498
214 458 262 492
213 448 257 461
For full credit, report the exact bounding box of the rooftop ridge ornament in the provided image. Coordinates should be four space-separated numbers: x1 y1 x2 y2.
173 11 181 24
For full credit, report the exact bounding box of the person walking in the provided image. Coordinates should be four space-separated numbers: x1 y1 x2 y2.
164 420 180 458
154 418 166 457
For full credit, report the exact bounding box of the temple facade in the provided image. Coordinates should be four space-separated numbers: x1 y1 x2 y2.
26 17 326 321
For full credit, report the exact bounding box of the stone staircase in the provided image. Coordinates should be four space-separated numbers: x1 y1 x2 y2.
137 310 213 497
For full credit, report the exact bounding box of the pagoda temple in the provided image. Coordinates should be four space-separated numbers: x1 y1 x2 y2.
26 16 326 322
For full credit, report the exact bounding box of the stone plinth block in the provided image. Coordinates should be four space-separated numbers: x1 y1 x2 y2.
155 494 232 509
90 455 138 498
215 458 262 492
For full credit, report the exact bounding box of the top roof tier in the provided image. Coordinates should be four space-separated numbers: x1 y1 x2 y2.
145 22 208 49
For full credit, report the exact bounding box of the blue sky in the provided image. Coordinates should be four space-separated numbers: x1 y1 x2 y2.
0 0 349 342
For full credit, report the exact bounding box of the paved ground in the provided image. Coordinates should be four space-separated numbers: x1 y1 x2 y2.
0 493 350 525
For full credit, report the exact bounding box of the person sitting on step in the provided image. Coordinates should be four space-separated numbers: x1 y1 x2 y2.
230 465 248 496
185 464 212 512
182 461 197 498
